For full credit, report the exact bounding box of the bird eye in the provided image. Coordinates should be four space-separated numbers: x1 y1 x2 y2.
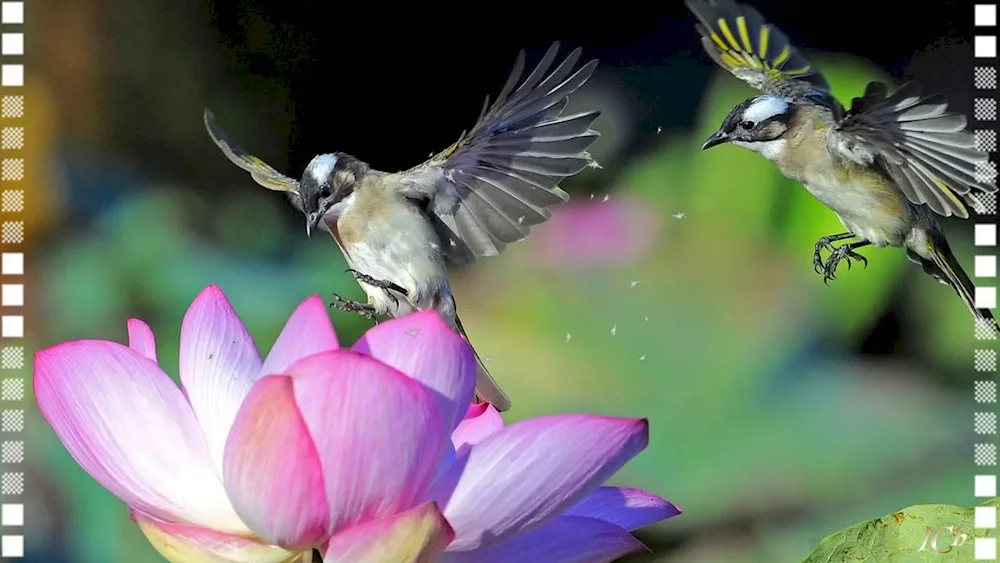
319 186 332 198
741 120 756 130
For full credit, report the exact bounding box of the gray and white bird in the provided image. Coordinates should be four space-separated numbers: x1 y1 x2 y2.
203 43 602 411
687 0 999 330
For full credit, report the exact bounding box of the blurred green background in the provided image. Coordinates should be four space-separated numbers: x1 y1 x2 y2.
17 1 989 561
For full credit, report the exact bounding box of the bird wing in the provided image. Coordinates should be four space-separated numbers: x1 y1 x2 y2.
389 42 601 265
686 0 839 109
203 109 303 209
827 81 997 218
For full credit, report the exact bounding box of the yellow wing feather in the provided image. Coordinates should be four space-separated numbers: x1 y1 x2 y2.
686 0 833 102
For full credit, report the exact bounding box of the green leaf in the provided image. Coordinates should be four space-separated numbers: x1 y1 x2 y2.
802 498 999 562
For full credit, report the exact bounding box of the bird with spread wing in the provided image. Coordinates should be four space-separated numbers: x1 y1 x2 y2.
688 0 999 331
204 43 602 410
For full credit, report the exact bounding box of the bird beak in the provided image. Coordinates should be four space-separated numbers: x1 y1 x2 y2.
701 131 730 151
305 213 322 238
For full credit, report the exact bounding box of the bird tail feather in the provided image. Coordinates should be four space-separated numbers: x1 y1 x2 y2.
454 314 512 412
912 233 1000 333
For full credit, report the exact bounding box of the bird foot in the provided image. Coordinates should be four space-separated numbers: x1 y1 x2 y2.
820 245 868 285
813 237 839 274
345 269 407 307
329 293 378 320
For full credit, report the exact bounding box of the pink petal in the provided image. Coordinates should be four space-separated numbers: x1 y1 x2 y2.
288 350 448 535
452 403 504 450
440 516 645 563
462 403 488 420
434 415 649 551
352 311 476 431
223 375 329 550
260 295 340 377
323 501 454 563
135 513 296 563
34 341 246 533
179 285 262 473
127 319 157 363
564 487 681 531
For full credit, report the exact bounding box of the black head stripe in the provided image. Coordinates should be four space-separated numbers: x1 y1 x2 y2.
721 98 757 133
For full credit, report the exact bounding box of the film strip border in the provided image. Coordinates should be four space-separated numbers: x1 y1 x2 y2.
0 0 22 559
976 3 1000 561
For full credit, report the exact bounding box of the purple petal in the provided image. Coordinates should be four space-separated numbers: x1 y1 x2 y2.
260 295 340 377
435 415 648 551
353 311 476 431
179 285 262 473
564 487 681 531
34 341 246 533
127 319 157 363
288 350 448 535
452 403 504 450
223 375 329 549
323 501 454 563
440 516 645 563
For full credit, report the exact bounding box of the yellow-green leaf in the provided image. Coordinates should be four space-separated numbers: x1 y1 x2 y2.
802 498 1000 562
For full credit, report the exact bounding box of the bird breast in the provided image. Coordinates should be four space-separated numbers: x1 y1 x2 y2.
336 192 447 309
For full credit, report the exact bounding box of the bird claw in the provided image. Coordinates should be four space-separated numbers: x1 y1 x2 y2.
813 251 829 275
345 269 407 309
386 292 399 308
346 270 408 296
813 238 838 275
329 293 377 320
820 245 868 285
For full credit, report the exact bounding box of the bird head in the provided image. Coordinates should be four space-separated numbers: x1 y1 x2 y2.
298 152 364 237
702 95 794 161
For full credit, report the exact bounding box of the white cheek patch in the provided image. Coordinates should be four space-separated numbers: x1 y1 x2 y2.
754 139 788 160
732 139 788 161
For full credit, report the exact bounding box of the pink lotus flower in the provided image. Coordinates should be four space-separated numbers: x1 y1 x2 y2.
34 285 679 562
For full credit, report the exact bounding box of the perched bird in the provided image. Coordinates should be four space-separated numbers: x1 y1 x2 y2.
204 43 602 411
687 0 999 330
